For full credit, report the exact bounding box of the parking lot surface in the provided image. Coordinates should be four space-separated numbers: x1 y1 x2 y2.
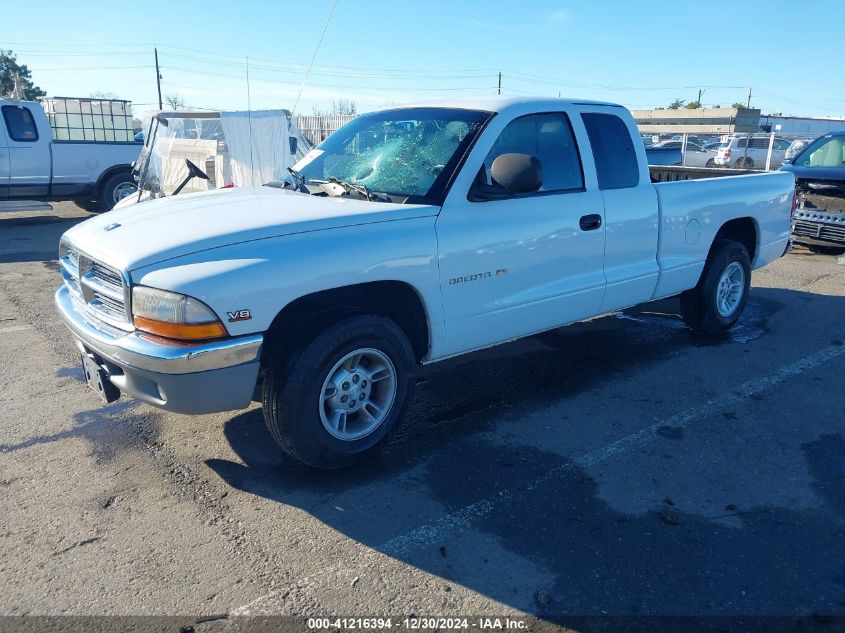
1 203 844 625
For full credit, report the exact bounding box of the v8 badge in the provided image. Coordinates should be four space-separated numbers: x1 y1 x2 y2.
227 309 252 322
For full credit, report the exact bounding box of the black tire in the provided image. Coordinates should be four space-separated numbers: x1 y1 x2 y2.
83 172 137 212
680 240 751 335
705 158 716 168
735 157 754 169
262 314 417 469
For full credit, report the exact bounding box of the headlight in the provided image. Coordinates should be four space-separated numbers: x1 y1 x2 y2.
132 286 227 341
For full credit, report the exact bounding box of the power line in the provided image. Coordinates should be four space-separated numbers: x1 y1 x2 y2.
293 0 339 112
33 65 153 72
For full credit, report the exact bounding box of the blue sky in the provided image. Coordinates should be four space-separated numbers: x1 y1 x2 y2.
5 0 843 118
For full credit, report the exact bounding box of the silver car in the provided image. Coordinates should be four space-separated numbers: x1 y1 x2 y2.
651 140 718 167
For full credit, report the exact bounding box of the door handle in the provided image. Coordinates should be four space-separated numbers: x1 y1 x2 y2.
579 214 602 231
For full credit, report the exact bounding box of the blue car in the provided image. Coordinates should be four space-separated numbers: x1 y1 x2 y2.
781 131 845 251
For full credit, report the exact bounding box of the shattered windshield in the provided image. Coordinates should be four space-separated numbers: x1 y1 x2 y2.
291 107 491 201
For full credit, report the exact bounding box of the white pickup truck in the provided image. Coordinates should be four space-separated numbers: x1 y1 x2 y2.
55 97 795 468
0 97 140 211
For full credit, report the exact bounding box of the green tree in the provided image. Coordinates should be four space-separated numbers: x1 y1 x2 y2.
731 102 746 109
0 49 46 99
668 98 686 110
685 100 702 109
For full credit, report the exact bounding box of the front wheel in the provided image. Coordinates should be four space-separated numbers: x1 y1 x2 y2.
262 314 417 469
680 240 751 334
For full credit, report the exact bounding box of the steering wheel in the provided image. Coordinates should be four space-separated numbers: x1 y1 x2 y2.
185 158 210 181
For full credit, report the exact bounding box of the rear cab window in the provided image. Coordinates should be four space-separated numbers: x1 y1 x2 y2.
581 112 639 189
1 105 39 142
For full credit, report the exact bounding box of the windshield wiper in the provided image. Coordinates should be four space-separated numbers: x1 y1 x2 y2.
286 167 307 192
312 177 390 202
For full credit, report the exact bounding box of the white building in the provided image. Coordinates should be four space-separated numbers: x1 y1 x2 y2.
759 115 845 136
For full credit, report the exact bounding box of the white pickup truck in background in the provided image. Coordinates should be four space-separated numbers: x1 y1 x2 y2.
55 97 795 468
0 96 141 211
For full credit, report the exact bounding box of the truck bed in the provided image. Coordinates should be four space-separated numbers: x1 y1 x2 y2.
650 169 794 299
650 165 758 182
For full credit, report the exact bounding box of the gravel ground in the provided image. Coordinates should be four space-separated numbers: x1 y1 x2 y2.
1 202 844 630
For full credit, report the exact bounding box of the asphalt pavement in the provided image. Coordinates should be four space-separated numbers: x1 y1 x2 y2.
1 202 844 630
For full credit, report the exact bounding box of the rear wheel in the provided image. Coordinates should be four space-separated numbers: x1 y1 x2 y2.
735 157 754 169
76 172 137 213
261 314 416 469
680 240 751 334
101 172 137 210
705 158 716 168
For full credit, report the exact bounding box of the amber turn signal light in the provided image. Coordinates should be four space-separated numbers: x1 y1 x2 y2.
133 316 227 341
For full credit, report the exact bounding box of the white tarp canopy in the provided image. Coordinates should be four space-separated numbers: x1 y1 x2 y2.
221 110 302 186
138 109 311 196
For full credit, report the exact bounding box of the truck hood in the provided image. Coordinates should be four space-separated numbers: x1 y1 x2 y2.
62 186 439 271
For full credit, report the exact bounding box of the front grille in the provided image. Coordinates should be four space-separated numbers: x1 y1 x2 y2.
792 219 845 244
91 261 124 288
59 240 131 329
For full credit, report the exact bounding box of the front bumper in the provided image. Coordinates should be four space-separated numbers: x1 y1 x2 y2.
55 285 263 414
792 216 845 248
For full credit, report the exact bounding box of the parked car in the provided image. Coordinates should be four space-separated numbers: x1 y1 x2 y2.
714 135 792 169
55 97 794 468
643 144 682 165
651 140 718 167
781 130 845 252
0 97 142 211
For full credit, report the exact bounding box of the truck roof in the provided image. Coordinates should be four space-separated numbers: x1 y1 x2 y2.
380 95 624 114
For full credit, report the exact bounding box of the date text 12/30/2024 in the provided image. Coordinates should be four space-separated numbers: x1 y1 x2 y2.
307 617 528 630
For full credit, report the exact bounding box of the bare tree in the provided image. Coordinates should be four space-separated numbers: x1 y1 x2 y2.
90 91 120 100
332 99 357 115
165 94 185 110
311 99 357 116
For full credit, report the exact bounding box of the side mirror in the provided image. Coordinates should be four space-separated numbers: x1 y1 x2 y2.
490 153 543 195
289 136 298 155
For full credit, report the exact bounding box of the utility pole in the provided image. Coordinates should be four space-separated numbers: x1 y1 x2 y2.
154 47 163 110
746 87 752 109
497 70 502 96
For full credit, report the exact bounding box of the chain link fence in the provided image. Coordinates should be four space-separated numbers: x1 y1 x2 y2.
641 130 818 171
293 115 356 146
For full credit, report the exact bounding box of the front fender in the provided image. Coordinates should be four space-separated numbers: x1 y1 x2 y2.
130 217 447 356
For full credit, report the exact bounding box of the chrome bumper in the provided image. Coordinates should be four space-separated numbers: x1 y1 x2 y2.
55 285 263 414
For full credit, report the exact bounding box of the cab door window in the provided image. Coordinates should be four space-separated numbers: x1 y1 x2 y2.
475 112 584 195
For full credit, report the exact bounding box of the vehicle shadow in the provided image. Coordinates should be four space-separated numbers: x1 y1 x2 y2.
206 288 845 621
0 214 89 264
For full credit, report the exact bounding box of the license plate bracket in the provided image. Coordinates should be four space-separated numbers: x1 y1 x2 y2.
81 353 120 404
